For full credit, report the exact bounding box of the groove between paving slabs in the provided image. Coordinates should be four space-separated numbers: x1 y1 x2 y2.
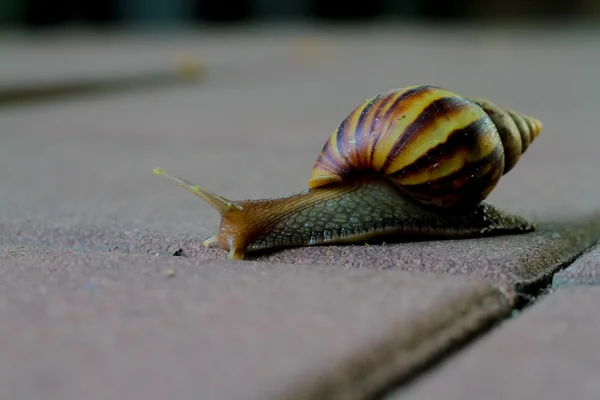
360 227 600 399
552 238 600 288
386 248 600 400
277 283 515 400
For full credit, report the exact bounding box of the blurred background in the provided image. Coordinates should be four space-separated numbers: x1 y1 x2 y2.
1 0 600 28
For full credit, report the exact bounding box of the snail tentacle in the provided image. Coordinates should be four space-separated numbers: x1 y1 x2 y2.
153 168 242 214
154 168 248 260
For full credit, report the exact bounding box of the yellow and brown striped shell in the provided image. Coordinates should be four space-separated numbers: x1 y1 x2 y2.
308 85 542 210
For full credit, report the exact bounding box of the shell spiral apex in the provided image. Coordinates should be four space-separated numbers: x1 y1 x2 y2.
308 85 542 210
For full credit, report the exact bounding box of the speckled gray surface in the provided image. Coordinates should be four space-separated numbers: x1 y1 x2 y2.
392 285 600 400
1 26 600 400
0 246 513 400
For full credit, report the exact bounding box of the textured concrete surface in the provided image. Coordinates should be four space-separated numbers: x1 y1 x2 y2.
553 240 600 287
0 246 513 400
392 285 600 400
1 26 600 399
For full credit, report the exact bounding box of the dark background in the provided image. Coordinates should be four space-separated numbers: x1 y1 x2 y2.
1 0 599 28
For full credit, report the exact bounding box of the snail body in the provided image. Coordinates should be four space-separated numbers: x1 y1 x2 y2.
154 85 542 260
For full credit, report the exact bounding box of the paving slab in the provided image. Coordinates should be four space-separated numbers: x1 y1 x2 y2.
389 285 600 400
0 246 513 400
553 240 600 287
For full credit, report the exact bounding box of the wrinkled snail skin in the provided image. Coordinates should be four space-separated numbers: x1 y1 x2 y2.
154 85 543 260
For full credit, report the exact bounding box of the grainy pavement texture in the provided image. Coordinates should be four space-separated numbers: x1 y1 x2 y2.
1 24 599 400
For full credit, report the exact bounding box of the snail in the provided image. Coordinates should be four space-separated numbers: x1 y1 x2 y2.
154 84 542 260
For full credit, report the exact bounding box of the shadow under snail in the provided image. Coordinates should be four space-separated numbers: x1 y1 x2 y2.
154 85 543 260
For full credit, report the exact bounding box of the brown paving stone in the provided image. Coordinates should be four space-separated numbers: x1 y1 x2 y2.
0 246 513 400
391 285 600 400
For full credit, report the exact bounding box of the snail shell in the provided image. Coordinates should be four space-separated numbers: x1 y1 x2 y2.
309 85 542 210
